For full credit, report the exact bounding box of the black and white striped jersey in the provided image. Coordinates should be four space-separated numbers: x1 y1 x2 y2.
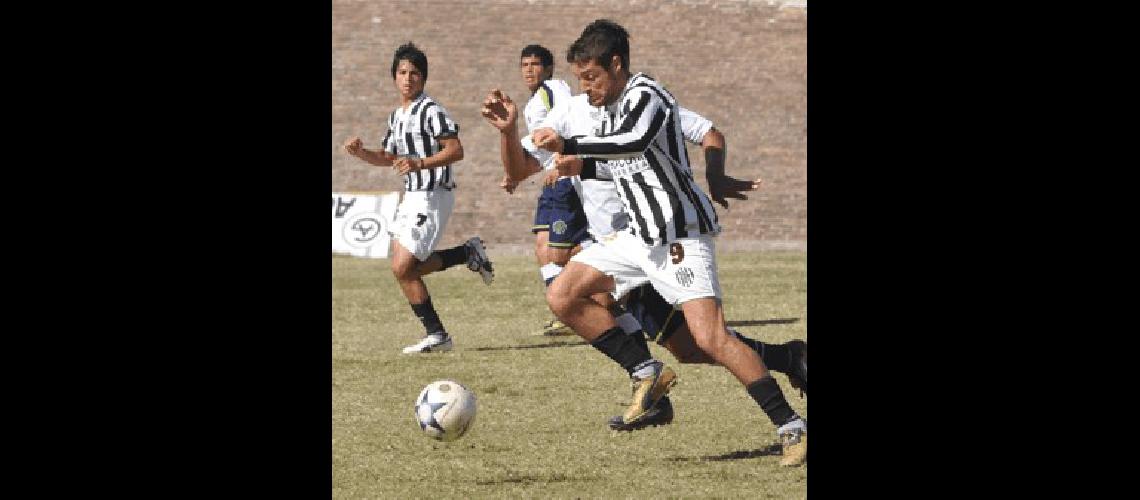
561 73 721 246
381 93 460 192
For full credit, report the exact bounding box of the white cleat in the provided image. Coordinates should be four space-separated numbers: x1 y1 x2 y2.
401 334 453 354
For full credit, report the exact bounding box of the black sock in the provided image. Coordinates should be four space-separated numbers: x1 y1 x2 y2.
437 244 468 270
746 375 800 427
410 297 446 337
732 331 791 374
591 326 653 375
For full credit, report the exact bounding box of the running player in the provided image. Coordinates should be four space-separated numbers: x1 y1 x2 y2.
507 45 580 337
344 42 494 354
534 20 807 466
483 87 805 425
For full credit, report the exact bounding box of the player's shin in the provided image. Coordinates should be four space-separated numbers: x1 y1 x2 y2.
745 375 800 427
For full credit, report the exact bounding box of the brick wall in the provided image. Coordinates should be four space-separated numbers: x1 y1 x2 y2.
333 0 806 253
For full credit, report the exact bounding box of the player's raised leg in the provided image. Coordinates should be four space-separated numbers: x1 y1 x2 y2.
547 255 677 426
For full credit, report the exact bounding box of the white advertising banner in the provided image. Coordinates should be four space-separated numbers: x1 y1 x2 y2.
332 192 400 259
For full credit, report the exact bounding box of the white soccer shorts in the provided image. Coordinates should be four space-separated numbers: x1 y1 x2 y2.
571 230 722 305
389 189 454 261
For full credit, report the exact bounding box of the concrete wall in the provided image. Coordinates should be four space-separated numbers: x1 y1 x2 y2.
333 0 806 253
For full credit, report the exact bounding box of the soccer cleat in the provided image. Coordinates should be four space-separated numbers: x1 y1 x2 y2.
535 318 575 336
786 340 808 397
401 334 453 354
464 237 494 285
777 419 808 467
608 395 673 431
622 363 678 425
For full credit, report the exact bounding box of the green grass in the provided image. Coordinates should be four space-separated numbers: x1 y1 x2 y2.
333 251 807 499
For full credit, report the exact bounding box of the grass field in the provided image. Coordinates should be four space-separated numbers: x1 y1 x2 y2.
333 251 808 499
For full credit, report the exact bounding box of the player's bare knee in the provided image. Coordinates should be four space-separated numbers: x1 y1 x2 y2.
390 257 418 281
545 285 568 316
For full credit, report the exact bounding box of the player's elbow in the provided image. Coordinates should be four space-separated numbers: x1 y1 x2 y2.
702 128 725 149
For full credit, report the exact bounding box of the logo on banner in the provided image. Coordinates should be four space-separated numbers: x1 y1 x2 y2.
343 212 387 249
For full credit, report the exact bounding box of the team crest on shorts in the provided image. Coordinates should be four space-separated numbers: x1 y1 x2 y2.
552 220 568 235
675 267 695 288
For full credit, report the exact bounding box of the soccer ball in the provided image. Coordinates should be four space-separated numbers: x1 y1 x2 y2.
414 380 477 442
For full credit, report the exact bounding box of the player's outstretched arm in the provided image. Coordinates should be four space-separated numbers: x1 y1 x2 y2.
343 136 395 167
701 128 761 209
481 89 541 183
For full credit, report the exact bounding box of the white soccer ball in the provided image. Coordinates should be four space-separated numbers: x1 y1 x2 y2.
414 380 477 442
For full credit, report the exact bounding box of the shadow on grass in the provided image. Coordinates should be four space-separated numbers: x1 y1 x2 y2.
475 472 581 485
726 318 800 327
667 443 783 462
469 340 588 352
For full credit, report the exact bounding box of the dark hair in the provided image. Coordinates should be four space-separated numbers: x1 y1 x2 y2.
566 19 630 71
520 44 554 69
390 42 428 81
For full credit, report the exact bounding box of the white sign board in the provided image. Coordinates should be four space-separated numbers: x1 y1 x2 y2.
332 192 400 258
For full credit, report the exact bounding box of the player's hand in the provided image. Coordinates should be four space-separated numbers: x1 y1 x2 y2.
541 169 560 187
394 157 421 175
552 153 582 177
707 175 762 209
344 136 364 157
532 128 564 153
480 89 517 131
500 174 519 194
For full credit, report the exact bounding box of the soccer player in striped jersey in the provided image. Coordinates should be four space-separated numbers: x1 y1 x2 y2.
482 87 805 445
343 42 494 355
533 20 807 466
504 45 580 337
